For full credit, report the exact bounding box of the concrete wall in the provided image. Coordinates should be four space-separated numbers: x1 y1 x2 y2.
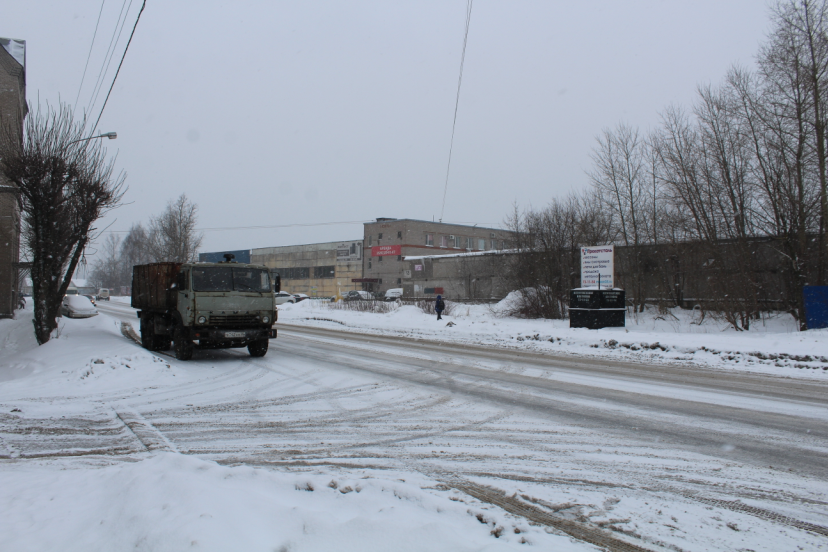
402 250 512 300
0 39 25 318
251 240 363 297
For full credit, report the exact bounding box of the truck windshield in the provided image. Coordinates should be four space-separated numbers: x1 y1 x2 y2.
192 267 270 292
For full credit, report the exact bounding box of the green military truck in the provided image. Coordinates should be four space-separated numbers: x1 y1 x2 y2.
131 254 278 360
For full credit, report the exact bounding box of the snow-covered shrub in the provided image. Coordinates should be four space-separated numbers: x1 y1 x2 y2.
327 300 399 314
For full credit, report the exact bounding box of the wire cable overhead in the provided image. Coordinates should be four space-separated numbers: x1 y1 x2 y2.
74 0 107 108
439 0 474 223
92 0 146 133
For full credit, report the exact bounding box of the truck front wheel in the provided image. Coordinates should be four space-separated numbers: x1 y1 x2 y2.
248 338 268 357
173 326 194 361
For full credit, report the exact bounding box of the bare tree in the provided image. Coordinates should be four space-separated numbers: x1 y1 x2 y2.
90 233 123 290
147 194 203 262
0 103 125 343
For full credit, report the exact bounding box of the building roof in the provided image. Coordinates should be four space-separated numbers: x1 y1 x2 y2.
364 218 506 233
0 38 25 68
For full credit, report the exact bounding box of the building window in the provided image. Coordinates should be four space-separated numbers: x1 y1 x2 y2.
501 240 506 250
397 255 402 261
491 239 497 250
441 235 448 248
368 261 372 269
467 237 474 249
378 233 383 240
369 235 372 246
313 265 335 279
478 238 486 250
378 256 383 262
397 278 402 284
426 234 433 246
278 267 311 279
397 231 402 239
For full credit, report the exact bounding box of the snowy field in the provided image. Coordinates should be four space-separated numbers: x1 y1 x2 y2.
269 294 828 379
2 300 827 551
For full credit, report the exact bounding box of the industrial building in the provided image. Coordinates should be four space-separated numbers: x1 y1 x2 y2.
362 218 513 295
199 218 514 299
250 240 364 297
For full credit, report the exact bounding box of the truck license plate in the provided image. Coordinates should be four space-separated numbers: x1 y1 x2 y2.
224 331 245 338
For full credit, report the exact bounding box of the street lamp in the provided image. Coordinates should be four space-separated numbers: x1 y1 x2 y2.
67 132 117 146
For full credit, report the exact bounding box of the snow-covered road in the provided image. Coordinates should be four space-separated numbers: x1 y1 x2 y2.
2 302 827 551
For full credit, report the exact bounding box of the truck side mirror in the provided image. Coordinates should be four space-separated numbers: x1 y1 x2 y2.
272 273 281 293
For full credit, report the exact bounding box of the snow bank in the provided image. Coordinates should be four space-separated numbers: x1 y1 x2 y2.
2 453 576 552
277 299 828 378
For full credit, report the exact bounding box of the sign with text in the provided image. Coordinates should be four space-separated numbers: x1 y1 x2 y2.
371 245 401 257
581 245 614 288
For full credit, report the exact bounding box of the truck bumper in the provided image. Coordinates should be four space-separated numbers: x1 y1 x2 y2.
191 328 276 341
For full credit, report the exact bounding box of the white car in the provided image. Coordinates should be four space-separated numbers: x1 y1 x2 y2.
275 291 296 305
60 295 98 318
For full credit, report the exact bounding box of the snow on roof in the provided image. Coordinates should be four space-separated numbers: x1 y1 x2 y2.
0 37 25 67
403 249 516 262
71 279 89 288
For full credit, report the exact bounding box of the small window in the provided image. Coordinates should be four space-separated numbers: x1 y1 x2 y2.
397 278 402 284
397 231 402 239
396 255 401 261
467 237 474 249
478 238 486 250
368 261 372 269
426 234 433 246
501 240 506 250
491 239 497 250
378 256 383 262
369 235 373 246
378 233 383 240
441 236 448 248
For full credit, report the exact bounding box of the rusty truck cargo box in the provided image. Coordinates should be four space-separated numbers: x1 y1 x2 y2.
131 263 182 310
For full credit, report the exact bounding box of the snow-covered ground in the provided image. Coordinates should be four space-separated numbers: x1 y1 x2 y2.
270 295 828 379
3 300 827 551
1 307 584 551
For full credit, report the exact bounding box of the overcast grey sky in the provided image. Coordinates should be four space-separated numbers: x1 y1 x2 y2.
7 1 771 255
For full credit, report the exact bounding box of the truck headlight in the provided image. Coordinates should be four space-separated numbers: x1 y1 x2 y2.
197 316 207 324
262 316 270 324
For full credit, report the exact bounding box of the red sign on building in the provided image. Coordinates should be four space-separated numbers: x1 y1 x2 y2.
371 245 401 257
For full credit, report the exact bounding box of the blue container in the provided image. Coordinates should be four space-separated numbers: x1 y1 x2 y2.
803 286 828 330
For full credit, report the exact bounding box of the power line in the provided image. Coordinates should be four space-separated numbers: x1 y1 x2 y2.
92 0 146 133
74 0 107 108
439 0 474 223
85 0 130 118
89 0 134 118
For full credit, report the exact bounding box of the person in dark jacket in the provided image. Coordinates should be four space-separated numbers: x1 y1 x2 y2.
435 294 445 320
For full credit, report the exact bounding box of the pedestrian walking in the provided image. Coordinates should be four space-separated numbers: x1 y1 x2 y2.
435 294 445 320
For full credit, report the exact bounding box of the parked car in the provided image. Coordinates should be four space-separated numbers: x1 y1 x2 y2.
60 295 98 318
383 288 403 302
83 294 97 306
275 291 296 305
343 290 372 301
293 293 309 302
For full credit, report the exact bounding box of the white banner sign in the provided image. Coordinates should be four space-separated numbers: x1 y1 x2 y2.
581 245 614 288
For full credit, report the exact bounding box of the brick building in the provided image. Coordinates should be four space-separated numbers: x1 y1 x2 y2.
0 38 26 318
362 218 512 294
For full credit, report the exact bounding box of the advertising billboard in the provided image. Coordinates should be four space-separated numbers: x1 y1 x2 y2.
371 245 402 257
580 245 614 288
